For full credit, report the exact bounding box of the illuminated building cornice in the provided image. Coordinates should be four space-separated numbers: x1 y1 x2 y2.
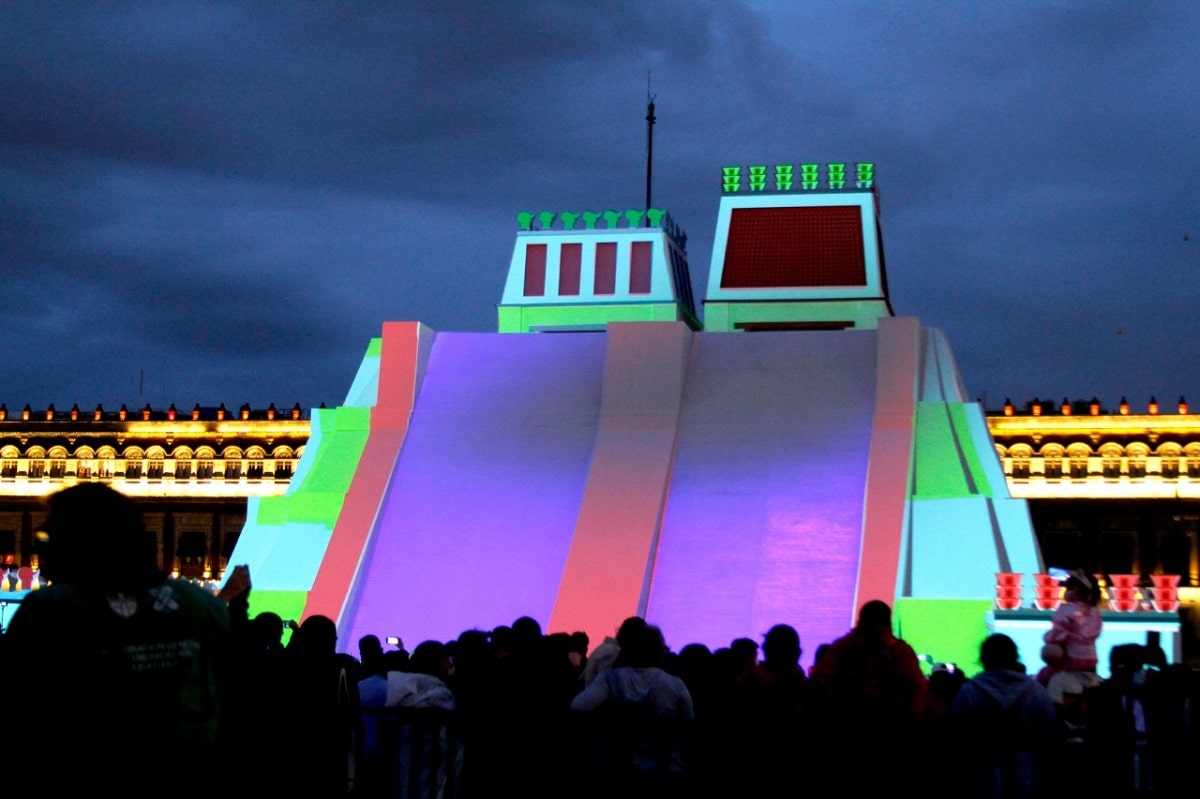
0 403 311 499
987 403 1200 500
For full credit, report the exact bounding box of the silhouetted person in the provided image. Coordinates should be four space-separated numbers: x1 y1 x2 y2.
730 624 810 792
0 484 230 798
809 600 928 792
571 623 694 798
274 614 362 796
950 633 1058 798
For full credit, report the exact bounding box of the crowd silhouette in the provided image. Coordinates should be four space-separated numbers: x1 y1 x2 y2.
3 484 1198 798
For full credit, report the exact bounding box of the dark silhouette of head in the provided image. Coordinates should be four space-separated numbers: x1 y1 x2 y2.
252 612 285 651
410 640 450 678
730 637 759 668
615 616 647 650
293 615 338 661
359 634 385 676
857 600 893 631
622 623 667 668
980 633 1020 671
39 484 161 591
762 624 802 670
511 615 543 654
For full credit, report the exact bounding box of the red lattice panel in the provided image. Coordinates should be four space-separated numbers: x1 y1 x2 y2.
720 206 866 289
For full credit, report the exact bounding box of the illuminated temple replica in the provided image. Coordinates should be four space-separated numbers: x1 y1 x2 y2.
223 163 1179 669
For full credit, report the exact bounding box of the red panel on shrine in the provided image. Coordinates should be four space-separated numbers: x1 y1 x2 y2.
524 244 547 296
720 206 866 288
559 243 581 296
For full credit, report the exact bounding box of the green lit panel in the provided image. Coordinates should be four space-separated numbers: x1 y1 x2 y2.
895 598 992 675
505 302 699 333
949 403 993 496
912 403 993 499
247 589 310 628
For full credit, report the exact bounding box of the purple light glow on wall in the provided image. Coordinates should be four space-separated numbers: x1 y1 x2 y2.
341 333 605 647
646 332 877 665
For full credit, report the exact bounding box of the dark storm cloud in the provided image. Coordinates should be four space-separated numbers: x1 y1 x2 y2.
2 1 1199 410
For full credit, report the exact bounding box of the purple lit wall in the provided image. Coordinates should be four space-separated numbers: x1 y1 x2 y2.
646 331 877 662
340 332 605 646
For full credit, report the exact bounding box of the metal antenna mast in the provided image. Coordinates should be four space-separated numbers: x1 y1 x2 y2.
645 74 656 210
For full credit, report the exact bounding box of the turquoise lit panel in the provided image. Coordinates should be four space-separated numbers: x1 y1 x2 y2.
909 497 1000 598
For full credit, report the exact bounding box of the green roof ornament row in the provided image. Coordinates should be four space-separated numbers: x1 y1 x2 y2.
516 208 686 246
721 162 876 193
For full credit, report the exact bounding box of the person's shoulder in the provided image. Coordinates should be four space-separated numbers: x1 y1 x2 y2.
157 579 230 623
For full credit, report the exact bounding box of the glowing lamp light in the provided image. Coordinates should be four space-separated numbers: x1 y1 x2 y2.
192 404 201 421
1030 398 1042 417
1089 397 1100 416
1119 397 1130 415
722 166 741 193
94 404 103 421
827 162 846 189
1148 396 1159 415
855 162 875 188
1179 396 1189 414
800 163 820 190
292 403 302 420
167 404 177 421
240 404 251 421
22 404 30 421
216 403 226 421
774 164 793 191
1003 398 1014 416
118 404 128 421
45 404 55 421
70 404 79 421
141 404 152 421
1061 397 1071 416
267 403 277 421
0 405 6 421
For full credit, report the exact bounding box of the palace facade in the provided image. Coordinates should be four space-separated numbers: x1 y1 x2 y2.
0 402 308 579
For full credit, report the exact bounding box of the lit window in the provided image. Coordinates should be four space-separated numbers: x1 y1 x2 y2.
0 461 15 479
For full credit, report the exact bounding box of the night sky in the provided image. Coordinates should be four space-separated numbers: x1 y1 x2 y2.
4 2 1198 413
